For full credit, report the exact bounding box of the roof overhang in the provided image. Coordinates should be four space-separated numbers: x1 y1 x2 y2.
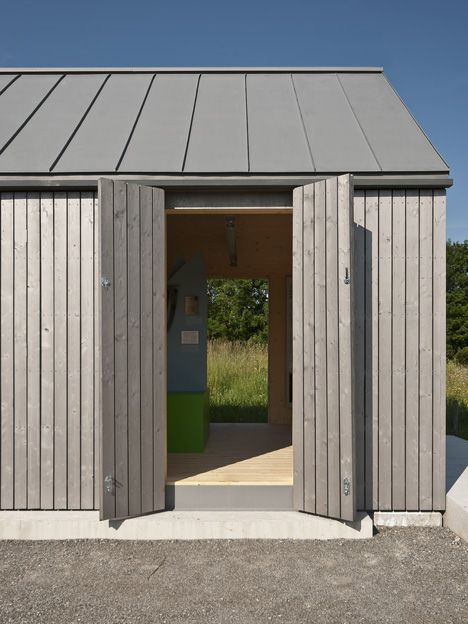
0 173 453 191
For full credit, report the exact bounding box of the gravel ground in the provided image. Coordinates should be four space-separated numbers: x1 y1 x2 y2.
0 528 467 624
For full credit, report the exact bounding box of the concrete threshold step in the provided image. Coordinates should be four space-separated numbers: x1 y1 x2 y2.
165 484 293 511
0 510 373 540
444 467 468 542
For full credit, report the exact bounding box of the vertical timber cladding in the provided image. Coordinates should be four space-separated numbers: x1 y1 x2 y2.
0 185 446 513
0 191 98 510
99 180 166 521
293 174 356 522
353 189 446 512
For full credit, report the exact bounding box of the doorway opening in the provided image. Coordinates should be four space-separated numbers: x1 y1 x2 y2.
165 209 293 500
207 278 269 424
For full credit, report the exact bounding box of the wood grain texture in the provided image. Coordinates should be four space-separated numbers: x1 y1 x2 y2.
294 176 356 522
1 193 14 508
432 190 446 510
14 194 28 508
292 186 304 510
40 193 54 509
26 193 41 508
53 193 68 509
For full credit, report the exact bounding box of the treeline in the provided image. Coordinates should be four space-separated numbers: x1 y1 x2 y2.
447 240 468 365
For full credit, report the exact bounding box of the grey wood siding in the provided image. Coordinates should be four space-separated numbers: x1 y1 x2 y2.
0 191 99 509
353 189 446 511
99 180 166 521
293 175 356 522
0 187 446 512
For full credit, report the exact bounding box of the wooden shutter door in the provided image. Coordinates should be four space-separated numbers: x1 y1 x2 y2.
99 179 166 521
293 174 356 522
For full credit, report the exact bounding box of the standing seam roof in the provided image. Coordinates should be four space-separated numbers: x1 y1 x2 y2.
0 68 449 175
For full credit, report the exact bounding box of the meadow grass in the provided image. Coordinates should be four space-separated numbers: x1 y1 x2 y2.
208 340 268 422
447 360 468 440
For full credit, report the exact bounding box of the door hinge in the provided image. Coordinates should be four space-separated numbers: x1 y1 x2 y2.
343 477 351 496
101 276 111 289
344 268 351 285
104 475 115 496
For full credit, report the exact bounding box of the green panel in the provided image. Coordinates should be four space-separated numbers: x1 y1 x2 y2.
167 391 209 453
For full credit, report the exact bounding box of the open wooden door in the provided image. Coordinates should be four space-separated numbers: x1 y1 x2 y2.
292 174 356 522
98 179 166 521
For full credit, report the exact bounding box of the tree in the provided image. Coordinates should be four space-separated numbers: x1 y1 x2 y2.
447 240 468 360
207 279 268 343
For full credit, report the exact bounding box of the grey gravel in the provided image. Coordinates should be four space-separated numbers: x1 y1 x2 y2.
0 527 467 623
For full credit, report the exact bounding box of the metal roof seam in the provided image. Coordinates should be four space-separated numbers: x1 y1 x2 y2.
181 74 201 173
49 74 111 172
244 73 251 173
0 74 20 97
335 73 383 172
0 74 65 158
290 73 316 172
116 73 157 172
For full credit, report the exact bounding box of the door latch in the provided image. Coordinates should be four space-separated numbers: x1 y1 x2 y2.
344 268 351 285
343 477 351 496
104 475 115 496
101 276 111 289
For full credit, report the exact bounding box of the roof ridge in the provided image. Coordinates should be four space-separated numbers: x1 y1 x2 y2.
0 66 384 74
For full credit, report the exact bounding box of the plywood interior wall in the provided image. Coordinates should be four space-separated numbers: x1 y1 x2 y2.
167 213 293 425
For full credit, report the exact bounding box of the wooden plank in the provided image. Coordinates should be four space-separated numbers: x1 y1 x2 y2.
67 193 81 509
40 193 54 509
1 193 14 508
113 181 129 519
391 190 406 509
326 177 340 519
14 193 28 508
364 190 379 510
419 189 433 510
378 189 392 510
292 186 304 510
432 190 446 510
152 187 166 510
53 192 68 509
99 180 115 520
302 184 315 512
140 185 154 513
26 192 41 508
81 192 95 509
338 175 355 521
94 192 100 509
127 183 142 517
405 190 419 510
314 180 328 516
352 190 366 510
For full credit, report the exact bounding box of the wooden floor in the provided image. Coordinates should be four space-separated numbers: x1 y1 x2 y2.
167 423 292 485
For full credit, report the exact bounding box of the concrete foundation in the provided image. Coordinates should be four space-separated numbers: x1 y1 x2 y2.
444 467 468 542
0 510 373 540
373 512 443 527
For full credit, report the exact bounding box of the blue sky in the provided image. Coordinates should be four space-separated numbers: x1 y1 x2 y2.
1 0 467 240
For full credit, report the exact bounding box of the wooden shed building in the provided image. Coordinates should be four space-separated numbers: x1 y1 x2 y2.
0 67 449 528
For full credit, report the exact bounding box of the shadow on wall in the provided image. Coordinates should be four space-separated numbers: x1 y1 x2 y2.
354 221 373 512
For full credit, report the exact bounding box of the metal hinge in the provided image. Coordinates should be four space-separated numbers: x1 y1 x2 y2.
343 477 351 496
104 475 115 496
344 268 351 285
101 276 111 289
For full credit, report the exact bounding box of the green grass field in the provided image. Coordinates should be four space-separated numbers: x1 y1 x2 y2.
447 360 468 440
208 340 268 422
